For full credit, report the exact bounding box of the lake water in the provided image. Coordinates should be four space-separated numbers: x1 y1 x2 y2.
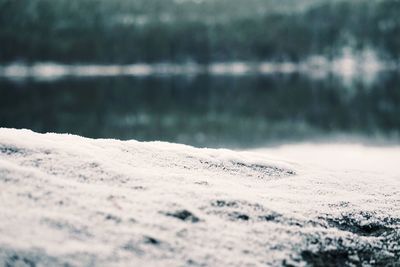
1 68 399 148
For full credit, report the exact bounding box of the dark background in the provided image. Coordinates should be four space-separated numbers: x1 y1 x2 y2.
1 0 400 63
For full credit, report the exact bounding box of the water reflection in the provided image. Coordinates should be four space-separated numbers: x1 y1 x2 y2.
0 72 399 148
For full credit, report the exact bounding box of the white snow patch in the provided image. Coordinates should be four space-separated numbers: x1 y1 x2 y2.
0 129 399 266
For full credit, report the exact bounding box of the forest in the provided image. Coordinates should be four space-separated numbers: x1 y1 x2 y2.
0 0 399 64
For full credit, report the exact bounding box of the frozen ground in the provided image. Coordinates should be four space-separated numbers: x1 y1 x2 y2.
0 128 399 266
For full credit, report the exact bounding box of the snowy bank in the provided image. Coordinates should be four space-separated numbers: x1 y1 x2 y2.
0 129 399 266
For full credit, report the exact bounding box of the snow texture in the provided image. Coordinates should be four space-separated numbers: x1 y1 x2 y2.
0 128 399 266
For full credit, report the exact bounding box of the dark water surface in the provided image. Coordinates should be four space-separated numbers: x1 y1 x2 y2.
1 73 399 148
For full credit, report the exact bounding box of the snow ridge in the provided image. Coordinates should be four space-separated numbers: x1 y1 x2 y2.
0 129 399 266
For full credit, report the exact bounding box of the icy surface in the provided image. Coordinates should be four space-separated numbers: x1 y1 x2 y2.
0 129 399 266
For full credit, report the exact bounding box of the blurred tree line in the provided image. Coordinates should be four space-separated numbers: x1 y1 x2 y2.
0 0 399 63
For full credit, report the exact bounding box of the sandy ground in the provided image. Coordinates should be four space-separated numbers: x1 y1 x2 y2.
0 129 399 266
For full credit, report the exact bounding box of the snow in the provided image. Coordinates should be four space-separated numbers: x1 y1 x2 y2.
0 51 393 83
0 128 399 266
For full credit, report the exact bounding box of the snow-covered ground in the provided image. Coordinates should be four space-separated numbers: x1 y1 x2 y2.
0 128 399 266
